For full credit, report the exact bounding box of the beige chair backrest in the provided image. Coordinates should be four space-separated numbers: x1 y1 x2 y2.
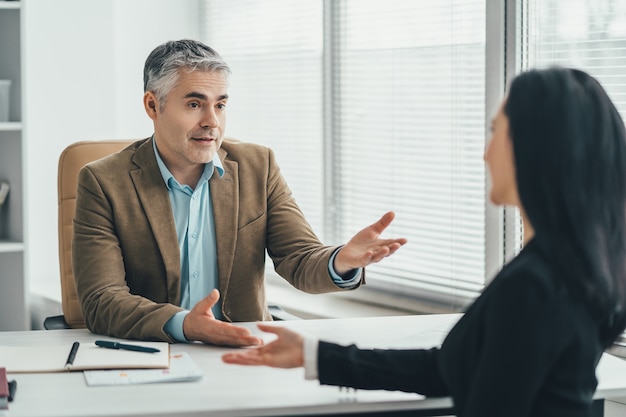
58 140 134 328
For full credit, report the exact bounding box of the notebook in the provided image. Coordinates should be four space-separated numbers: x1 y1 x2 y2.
0 340 169 373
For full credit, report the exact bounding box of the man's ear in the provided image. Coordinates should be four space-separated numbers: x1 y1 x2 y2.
143 91 159 120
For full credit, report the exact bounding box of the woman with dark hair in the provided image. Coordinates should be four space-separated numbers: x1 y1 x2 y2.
222 67 626 417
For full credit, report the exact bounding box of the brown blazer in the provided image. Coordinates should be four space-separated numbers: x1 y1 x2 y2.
73 137 357 342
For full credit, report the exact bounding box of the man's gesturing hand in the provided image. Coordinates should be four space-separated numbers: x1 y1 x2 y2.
183 289 263 347
222 323 304 368
334 211 407 276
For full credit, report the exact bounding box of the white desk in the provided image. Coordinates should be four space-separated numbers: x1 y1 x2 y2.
2 314 626 417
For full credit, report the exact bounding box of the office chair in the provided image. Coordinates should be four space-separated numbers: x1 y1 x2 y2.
44 140 298 330
44 140 134 329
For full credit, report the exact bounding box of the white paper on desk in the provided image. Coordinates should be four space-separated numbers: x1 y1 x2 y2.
83 352 203 386
349 330 448 350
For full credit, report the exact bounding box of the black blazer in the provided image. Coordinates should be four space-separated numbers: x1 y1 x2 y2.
317 240 603 417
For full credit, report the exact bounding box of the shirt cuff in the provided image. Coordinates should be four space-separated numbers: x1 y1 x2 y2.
328 247 362 288
164 310 190 342
303 334 320 380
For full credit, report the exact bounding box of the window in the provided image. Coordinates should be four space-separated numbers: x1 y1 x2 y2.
201 0 498 312
330 1 486 308
521 0 626 118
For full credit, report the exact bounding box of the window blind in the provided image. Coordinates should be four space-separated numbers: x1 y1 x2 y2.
524 0 626 118
200 0 325 235
331 0 487 308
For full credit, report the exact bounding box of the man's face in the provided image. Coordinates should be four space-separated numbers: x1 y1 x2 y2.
145 69 228 175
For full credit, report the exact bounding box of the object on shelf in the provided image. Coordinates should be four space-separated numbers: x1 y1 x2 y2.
0 182 9 206
0 80 10 122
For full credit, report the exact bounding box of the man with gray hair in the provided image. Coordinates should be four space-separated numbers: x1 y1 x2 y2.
73 39 406 345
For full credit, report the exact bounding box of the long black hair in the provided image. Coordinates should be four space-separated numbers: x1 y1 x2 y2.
505 67 626 347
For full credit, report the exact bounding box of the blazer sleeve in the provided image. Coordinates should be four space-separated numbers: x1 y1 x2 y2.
263 146 361 293
317 341 450 396
73 164 182 342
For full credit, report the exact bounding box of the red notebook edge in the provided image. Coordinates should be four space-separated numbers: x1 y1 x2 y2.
0 366 8 409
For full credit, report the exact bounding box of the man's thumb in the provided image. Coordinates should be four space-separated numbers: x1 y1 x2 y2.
196 288 220 313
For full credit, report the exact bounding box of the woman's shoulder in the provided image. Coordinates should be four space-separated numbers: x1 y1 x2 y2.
487 240 566 307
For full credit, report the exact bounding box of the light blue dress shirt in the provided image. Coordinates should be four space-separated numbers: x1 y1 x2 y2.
153 140 361 342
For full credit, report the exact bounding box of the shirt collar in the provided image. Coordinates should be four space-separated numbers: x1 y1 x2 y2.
152 137 225 190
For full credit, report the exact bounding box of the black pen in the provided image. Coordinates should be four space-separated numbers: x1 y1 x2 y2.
95 340 160 353
8 379 17 402
65 341 80 369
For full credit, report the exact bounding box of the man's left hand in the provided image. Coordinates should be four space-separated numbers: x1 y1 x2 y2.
334 211 407 276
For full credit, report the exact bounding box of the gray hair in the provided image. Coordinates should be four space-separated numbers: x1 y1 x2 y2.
143 39 231 108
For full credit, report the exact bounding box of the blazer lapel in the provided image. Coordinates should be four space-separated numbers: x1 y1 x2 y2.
211 147 239 294
129 139 181 303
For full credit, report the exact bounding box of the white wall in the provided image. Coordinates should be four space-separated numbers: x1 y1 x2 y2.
23 0 200 300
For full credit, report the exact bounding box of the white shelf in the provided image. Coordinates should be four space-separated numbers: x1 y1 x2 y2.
0 121 22 131
0 2 20 10
0 0 27 331
0 240 24 253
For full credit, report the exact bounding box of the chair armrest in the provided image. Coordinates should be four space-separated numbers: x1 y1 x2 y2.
43 315 71 330
268 304 302 321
